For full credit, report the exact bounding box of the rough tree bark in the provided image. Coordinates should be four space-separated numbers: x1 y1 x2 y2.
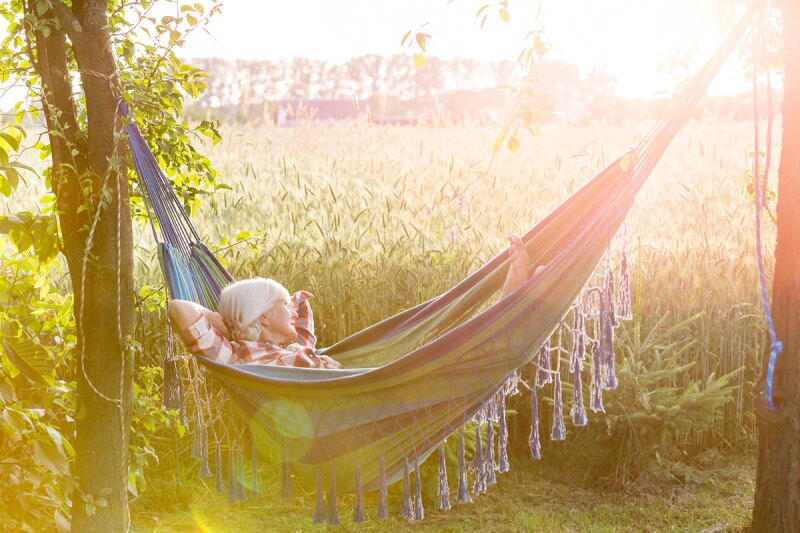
26 1 134 531
752 1 800 531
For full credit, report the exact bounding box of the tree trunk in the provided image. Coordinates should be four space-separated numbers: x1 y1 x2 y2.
28 1 134 531
68 32 135 533
752 2 800 530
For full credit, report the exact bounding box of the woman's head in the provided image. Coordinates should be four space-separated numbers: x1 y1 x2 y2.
218 278 296 342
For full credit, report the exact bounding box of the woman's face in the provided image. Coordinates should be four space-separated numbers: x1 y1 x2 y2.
263 296 297 344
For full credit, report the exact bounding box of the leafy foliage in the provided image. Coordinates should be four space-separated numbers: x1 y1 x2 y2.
554 313 740 487
0 0 227 225
128 366 185 498
0 241 76 531
0 0 227 529
111 0 230 221
0 235 187 531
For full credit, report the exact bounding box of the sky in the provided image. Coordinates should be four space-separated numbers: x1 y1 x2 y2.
176 0 750 98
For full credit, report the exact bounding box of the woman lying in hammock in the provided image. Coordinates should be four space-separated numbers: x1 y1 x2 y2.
168 235 533 369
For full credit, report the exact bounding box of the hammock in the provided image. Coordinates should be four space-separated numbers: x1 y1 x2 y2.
125 7 753 522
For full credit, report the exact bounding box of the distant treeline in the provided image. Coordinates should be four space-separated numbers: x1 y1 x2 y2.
182 55 781 125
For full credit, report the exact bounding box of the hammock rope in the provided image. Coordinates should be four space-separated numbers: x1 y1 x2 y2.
751 9 782 412
122 5 756 523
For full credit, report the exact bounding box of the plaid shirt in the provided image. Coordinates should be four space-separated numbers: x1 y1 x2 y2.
180 290 336 368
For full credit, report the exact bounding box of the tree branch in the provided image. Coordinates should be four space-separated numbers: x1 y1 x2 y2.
51 1 83 43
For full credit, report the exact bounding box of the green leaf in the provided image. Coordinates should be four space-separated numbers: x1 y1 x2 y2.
0 375 16 402
0 175 10 197
2 337 54 385
0 131 20 151
415 32 428 53
2 407 32 432
54 510 70 533
128 472 139 497
34 435 69 474
4 165 19 191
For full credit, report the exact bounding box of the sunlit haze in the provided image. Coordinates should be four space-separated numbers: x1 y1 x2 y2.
178 0 749 98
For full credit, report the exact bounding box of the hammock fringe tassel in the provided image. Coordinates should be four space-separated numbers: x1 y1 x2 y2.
485 419 497 485
498 394 510 473
313 466 326 524
251 439 259 496
378 455 388 519
551 373 566 441
600 264 619 390
163 353 184 413
354 462 365 523
400 457 412 518
617 230 633 321
572 363 588 426
438 444 451 511
215 441 225 493
198 424 212 479
327 465 339 525
227 444 236 504
235 446 246 502
536 339 553 387
529 384 541 460
471 424 486 494
280 461 292 500
414 456 424 521
456 432 471 503
590 340 605 413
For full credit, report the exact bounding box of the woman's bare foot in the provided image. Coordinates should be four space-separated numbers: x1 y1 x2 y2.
501 234 532 297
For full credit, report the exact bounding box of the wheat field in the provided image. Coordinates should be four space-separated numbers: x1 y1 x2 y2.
125 118 777 447
4 118 773 446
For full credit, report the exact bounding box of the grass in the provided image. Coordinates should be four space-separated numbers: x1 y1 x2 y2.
130 450 754 532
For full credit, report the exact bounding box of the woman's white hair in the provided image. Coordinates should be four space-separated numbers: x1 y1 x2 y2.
218 278 290 341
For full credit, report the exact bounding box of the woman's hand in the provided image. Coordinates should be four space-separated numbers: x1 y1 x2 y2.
319 355 342 369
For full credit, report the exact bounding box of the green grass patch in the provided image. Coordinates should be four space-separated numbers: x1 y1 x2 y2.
130 451 754 532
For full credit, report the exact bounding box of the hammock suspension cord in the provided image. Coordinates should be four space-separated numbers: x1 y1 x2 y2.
752 8 783 412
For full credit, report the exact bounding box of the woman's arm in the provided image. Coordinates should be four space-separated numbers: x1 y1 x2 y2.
168 299 236 363
168 300 230 338
290 291 317 349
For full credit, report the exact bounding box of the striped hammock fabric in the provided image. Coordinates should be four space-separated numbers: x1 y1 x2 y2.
125 5 753 523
